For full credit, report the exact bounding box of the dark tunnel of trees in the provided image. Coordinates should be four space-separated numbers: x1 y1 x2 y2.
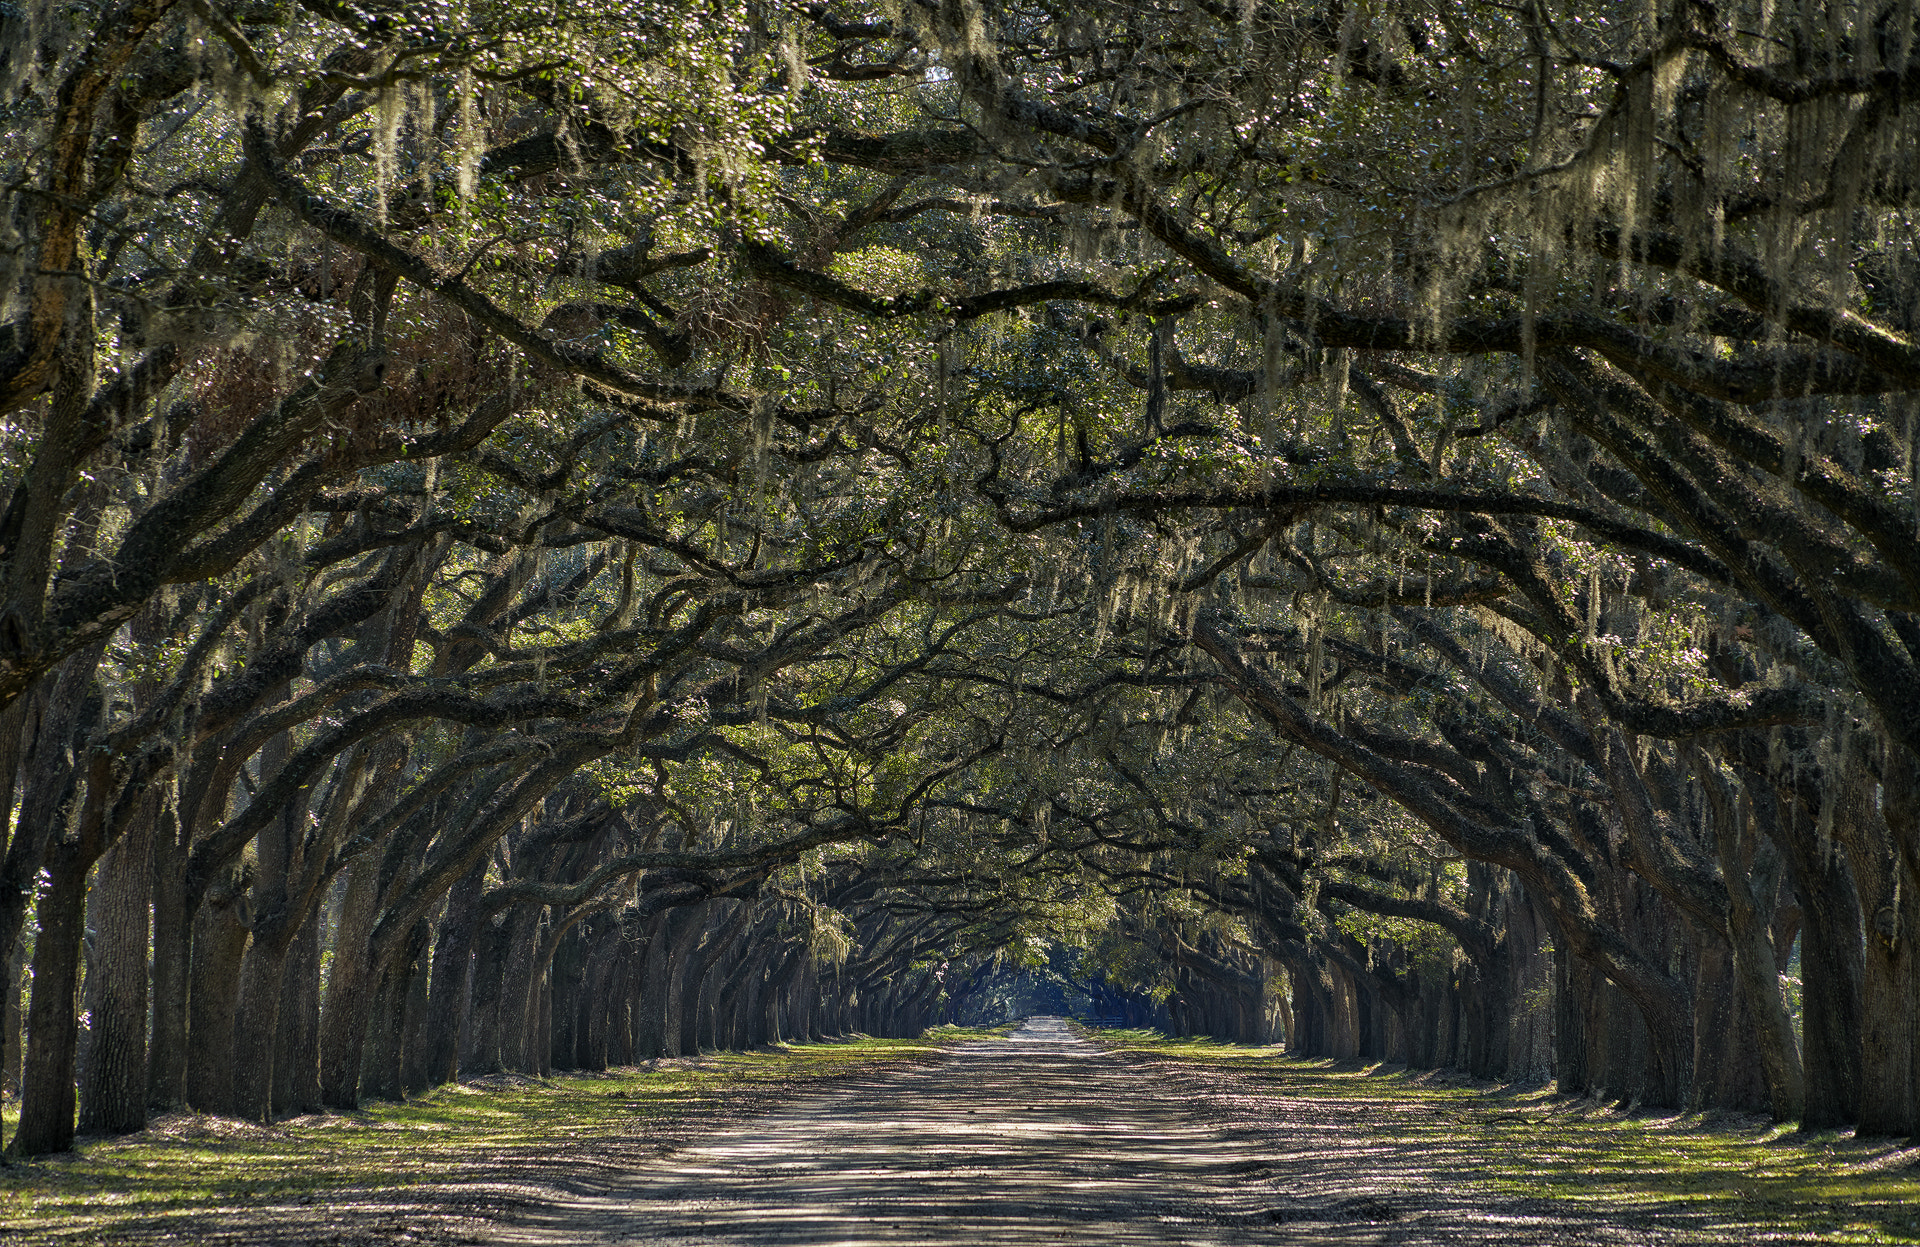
2 0 1919 1155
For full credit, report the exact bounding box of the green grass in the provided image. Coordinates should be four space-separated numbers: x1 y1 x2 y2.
0 1029 999 1243
1086 1025 1920 1244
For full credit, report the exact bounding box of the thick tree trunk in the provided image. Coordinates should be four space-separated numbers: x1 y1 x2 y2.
789 959 817 1042
1709 789 1804 1121
574 934 619 1071
0 655 94 969
1855 910 1919 1136
634 906 682 1058
465 906 536 1075
398 918 435 1087
1836 768 1919 1137
417 861 484 1089
731 952 765 1049
1879 754 1920 1145
1269 964 1295 1052
358 965 406 1102
12 842 89 1153
184 887 251 1113
1462 944 1514 1080
361 919 431 1101
463 919 508 1075
608 941 638 1065
228 940 292 1121
317 726 419 1109
1505 897 1556 1081
763 951 796 1045
667 909 711 1056
658 905 710 1057
548 925 584 1072
77 806 152 1135
3 940 22 1099
0 649 100 1115
1751 773 1863 1127
399 915 439 1096
145 812 191 1110
696 917 754 1050
1553 940 1593 1095
1786 847 1866 1128
1690 938 1769 1112
1594 980 1639 1101
317 853 382 1108
1289 961 1330 1057
273 910 323 1116
228 722 314 1123
497 911 542 1072
534 971 552 1077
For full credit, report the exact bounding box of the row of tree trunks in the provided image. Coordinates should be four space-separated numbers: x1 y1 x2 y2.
6 875 957 1152
0 791 1855 1150
1267 864 1801 1120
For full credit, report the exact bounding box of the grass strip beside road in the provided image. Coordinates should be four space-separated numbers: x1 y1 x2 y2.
1090 1027 1920 1245
1 1028 999 1246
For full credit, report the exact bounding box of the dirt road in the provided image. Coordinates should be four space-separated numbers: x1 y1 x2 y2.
495 1017 1665 1246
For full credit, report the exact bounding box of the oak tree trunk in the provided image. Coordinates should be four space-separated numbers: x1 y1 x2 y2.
13 842 89 1154
76 809 152 1135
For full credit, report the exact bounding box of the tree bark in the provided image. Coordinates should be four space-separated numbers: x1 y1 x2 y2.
228 939 292 1121
12 840 89 1153
145 807 190 1109
228 719 312 1122
360 917 431 1100
76 803 153 1135
498 909 543 1072
417 861 484 1088
656 904 708 1057
273 908 323 1115
184 884 251 1112
1771 809 1865 1128
633 905 681 1058
1701 763 1804 1121
0 646 103 1105
399 912 441 1096
317 851 382 1108
3 940 22 1099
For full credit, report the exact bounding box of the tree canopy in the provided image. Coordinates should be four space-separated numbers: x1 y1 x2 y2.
2 0 1918 1154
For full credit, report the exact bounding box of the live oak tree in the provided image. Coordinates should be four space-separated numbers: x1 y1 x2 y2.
768 0 1918 1127
3 0 1918 1155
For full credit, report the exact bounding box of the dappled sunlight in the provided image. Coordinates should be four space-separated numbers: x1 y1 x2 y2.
498 1019 1659 1246
8 1021 1910 1244
1098 1029 1920 1244
0 1036 964 1244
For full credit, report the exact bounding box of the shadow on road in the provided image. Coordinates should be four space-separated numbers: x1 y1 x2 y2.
497 1017 1661 1246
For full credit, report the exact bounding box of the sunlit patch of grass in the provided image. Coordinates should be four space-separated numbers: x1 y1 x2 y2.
925 1022 1016 1039
0 1030 984 1242
1083 1026 1283 1056
1466 1099 1920 1244
1086 1026 1920 1244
